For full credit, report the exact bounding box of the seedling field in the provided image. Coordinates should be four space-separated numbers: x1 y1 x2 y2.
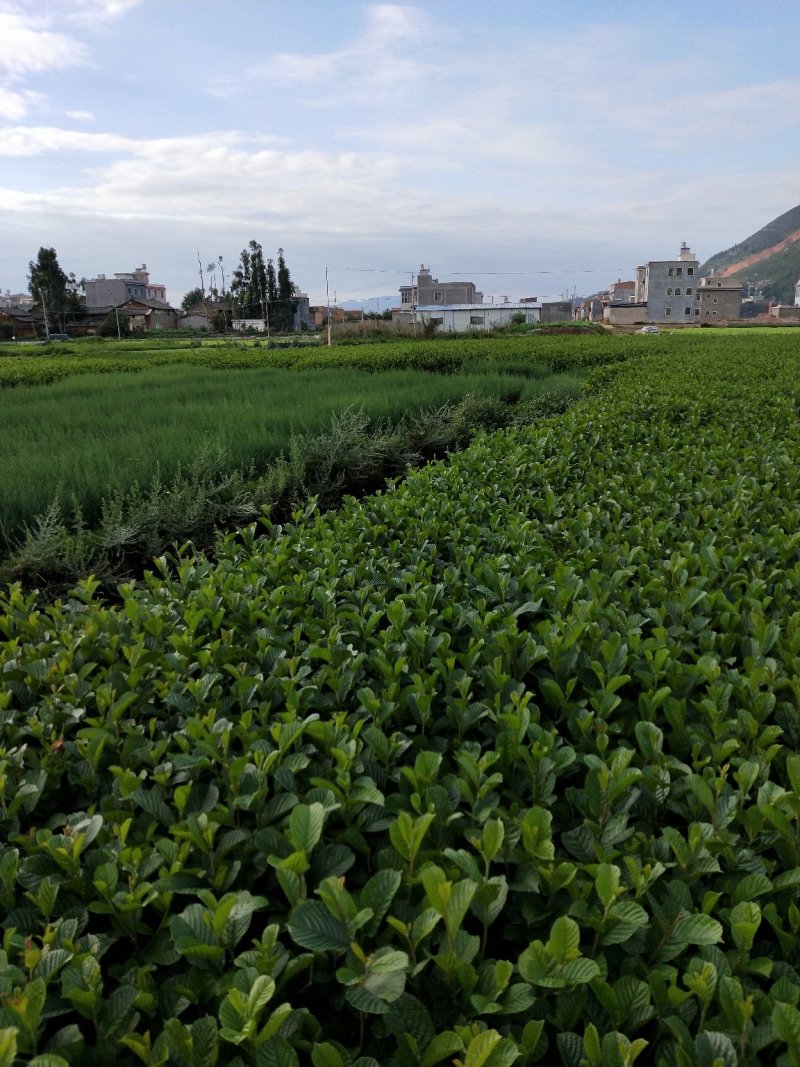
1 330 800 1065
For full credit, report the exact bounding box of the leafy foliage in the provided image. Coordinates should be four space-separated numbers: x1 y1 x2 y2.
1 336 800 1063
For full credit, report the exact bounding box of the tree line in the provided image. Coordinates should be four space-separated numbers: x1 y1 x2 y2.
22 241 301 336
181 241 299 333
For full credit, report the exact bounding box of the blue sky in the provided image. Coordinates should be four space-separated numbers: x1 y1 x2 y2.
1 0 798 306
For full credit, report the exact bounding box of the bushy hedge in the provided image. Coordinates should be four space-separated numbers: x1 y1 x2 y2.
1 339 800 1065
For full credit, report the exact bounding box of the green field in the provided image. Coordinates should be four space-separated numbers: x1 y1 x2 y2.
0 362 577 539
0 334 606 589
1 330 800 1064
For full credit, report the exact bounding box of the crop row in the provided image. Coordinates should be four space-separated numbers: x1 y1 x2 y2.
0 332 630 390
1 336 800 1064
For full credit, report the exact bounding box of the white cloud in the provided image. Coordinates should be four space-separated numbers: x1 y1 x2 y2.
64 109 94 122
0 0 143 116
0 86 45 119
241 2 437 105
0 11 89 80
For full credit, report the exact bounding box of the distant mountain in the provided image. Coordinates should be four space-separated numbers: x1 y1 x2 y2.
699 204 800 304
339 296 396 311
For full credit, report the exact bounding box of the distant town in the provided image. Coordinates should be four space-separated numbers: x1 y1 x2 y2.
3 242 800 341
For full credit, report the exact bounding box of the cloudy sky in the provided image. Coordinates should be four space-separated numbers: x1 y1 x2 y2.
1 0 798 306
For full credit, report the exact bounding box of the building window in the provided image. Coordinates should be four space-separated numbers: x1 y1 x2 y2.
665 307 672 316
676 268 683 277
434 291 443 302
686 287 692 295
668 268 674 276
470 315 483 325
684 307 691 315
713 297 718 303
675 287 681 296
666 287 673 296
695 309 700 316
687 268 694 276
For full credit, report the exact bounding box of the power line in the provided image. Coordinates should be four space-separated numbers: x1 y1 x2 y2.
327 266 632 275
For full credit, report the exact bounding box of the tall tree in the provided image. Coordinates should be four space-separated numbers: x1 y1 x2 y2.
274 247 297 332
229 242 297 330
27 247 83 333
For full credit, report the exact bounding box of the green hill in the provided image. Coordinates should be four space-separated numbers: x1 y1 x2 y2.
700 204 800 303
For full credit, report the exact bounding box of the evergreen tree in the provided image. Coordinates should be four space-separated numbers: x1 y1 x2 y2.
229 242 297 330
274 247 297 332
27 247 84 333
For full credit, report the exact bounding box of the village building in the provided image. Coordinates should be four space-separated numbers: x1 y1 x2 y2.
84 264 168 306
394 265 483 325
634 242 701 323
415 302 540 333
696 275 744 321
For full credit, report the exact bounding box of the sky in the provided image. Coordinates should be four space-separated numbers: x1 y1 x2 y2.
1 0 799 307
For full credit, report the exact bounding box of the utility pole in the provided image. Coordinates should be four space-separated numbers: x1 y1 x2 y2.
197 251 209 330
114 305 122 339
218 255 226 332
39 288 51 340
325 264 332 347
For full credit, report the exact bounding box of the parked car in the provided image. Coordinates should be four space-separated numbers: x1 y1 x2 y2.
637 325 660 334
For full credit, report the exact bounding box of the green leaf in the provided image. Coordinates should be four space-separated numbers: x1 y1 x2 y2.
0 1029 17 1067
463 1029 517 1067
287 900 349 952
601 901 649 945
695 1030 737 1067
729 901 761 952
421 1031 465 1067
773 1001 800 1049
561 958 600 985
310 1043 347 1067
548 916 580 962
671 913 723 946
288 803 325 852
595 863 620 908
360 868 402 937
583 1023 601 1067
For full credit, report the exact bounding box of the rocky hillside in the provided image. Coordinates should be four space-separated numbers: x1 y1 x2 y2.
699 204 800 303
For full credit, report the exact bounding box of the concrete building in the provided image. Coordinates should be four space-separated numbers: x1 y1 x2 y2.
634 243 700 323
540 300 573 322
795 276 800 306
608 280 636 304
0 290 33 308
696 276 743 321
577 293 608 322
84 265 168 307
415 302 540 333
398 265 483 311
604 303 647 326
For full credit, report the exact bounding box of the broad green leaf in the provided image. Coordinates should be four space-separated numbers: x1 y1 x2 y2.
421 1031 464 1067
287 901 350 952
561 958 600 985
671 913 723 946
730 901 761 952
0 1029 17 1067
288 803 325 852
310 1043 347 1067
595 863 621 908
548 916 580 962
773 1001 800 1048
